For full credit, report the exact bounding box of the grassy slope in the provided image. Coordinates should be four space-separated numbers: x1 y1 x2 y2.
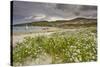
31 18 97 28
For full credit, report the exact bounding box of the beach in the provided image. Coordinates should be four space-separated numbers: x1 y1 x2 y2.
13 32 55 47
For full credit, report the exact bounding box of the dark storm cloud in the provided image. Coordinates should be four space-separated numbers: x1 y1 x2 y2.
56 4 97 16
12 1 97 24
80 5 97 11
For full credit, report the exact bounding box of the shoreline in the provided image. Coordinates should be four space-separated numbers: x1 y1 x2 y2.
12 32 55 47
12 27 86 47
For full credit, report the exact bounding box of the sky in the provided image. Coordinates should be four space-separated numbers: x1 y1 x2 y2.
12 1 97 24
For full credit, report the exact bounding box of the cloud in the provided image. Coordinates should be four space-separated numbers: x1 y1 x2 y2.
24 16 33 20
80 5 97 11
12 1 97 24
46 16 66 21
33 14 46 20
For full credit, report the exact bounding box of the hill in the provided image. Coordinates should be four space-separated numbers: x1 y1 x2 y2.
13 18 97 28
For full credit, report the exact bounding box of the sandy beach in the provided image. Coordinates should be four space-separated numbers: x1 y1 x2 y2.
12 28 79 47
13 32 55 47
12 27 61 47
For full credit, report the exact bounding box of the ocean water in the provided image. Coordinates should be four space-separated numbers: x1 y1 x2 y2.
13 26 49 33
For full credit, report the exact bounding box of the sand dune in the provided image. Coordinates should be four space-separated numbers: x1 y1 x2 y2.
13 32 55 47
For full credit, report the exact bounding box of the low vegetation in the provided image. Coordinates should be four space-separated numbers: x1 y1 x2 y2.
13 27 97 65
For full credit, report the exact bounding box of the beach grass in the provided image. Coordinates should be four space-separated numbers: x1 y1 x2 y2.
12 27 97 65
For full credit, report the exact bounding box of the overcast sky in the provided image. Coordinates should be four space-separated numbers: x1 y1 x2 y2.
12 1 97 24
